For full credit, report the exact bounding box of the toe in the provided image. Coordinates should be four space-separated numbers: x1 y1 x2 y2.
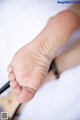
7 64 13 73
10 80 18 88
13 85 21 96
8 72 16 81
17 87 35 103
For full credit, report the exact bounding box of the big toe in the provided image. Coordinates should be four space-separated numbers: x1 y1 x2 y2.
17 87 36 103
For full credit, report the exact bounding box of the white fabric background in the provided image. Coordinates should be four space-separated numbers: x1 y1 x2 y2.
0 0 80 119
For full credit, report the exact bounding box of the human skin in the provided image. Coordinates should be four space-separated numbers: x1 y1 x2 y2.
7 10 79 103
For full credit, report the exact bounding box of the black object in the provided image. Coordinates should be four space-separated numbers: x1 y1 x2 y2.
49 60 58 76
0 81 10 94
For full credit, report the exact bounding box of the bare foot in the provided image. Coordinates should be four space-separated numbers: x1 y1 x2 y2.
7 10 79 103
